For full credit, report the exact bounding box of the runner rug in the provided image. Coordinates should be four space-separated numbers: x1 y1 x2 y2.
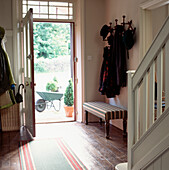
19 138 87 170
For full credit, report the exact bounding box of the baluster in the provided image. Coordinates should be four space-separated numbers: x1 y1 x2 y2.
165 40 169 109
142 73 148 134
135 86 139 142
127 70 135 170
157 50 163 118
149 62 155 126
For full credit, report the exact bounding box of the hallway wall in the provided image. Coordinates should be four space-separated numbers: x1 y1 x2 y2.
0 0 14 75
83 0 168 129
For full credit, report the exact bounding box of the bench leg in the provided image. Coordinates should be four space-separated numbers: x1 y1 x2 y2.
85 111 88 125
99 118 102 125
123 118 127 137
105 119 110 139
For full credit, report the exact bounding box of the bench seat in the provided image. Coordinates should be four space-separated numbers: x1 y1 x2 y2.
83 102 127 139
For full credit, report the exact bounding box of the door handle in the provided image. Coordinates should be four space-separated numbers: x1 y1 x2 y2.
25 82 29 86
27 54 32 59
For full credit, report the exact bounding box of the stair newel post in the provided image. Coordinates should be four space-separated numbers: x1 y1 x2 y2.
165 40 169 110
127 70 135 170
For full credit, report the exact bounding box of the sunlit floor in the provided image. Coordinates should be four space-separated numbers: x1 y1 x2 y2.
0 122 127 169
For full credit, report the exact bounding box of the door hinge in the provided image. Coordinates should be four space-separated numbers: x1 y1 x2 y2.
75 78 78 84
74 56 78 63
21 68 24 73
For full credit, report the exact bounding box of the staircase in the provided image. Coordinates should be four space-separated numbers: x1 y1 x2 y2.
127 16 169 170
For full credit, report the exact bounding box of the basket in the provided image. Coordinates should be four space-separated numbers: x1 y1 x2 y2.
0 104 20 131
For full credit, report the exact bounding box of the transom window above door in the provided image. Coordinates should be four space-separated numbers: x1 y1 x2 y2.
22 0 74 20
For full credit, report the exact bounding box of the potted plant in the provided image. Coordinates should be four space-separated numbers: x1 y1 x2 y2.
46 76 59 92
64 79 74 117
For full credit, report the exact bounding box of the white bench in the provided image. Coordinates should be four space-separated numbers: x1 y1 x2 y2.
83 102 127 139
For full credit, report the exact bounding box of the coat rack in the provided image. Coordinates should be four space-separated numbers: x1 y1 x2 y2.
99 15 136 98
103 15 136 41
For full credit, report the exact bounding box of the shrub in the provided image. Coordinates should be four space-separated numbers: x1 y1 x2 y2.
64 79 74 106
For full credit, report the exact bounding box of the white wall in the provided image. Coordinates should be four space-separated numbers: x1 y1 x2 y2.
84 0 105 102
83 0 168 128
0 0 14 74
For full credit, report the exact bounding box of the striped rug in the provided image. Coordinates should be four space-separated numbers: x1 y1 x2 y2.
19 138 87 170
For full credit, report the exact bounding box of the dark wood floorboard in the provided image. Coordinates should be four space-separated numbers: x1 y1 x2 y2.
0 122 127 169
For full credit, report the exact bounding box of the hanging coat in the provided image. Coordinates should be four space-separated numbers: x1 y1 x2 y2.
99 25 127 98
113 25 127 88
0 39 11 95
99 47 110 95
0 26 16 109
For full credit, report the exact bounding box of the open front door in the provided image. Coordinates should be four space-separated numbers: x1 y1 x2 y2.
22 8 35 137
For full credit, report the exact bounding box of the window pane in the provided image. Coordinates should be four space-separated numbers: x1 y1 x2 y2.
32 6 39 13
28 5 38 10
40 1 48 5
33 14 40 18
57 15 68 19
57 7 68 14
49 2 68 6
40 6 48 13
69 7 73 15
39 14 48 19
22 0 74 20
28 1 39 5
23 5 27 13
69 16 73 19
49 7 57 14
22 0 27 5
49 15 56 19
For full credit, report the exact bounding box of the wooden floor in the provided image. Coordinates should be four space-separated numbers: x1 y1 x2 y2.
0 122 127 170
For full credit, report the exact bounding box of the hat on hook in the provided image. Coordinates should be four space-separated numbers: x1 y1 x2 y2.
100 24 109 40
123 29 134 50
0 26 5 39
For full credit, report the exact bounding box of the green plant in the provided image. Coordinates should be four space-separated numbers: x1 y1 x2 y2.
46 77 59 92
64 79 74 106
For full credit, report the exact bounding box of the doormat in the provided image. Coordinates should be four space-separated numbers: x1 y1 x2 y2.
19 138 87 170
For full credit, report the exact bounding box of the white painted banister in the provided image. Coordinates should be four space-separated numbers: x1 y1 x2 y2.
127 70 135 170
127 16 169 170
135 86 139 142
132 16 169 91
149 62 155 127
142 73 148 133
157 50 163 118
165 40 169 109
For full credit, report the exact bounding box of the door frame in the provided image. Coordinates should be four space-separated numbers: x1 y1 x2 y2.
139 0 169 61
12 0 85 125
33 20 77 121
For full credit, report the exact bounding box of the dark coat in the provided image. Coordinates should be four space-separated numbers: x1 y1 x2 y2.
99 25 127 98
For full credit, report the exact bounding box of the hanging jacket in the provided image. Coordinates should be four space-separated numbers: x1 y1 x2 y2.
99 25 127 98
0 26 16 109
113 25 127 88
99 47 110 95
0 39 11 95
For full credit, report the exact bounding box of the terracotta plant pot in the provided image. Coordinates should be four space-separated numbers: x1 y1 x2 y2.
64 105 74 117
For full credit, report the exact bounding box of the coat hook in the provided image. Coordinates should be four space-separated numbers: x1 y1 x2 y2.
115 19 118 26
122 15 126 26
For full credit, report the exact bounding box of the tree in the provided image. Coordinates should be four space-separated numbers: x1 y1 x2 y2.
33 22 71 59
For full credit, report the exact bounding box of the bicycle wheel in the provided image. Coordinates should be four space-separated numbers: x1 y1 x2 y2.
35 99 46 112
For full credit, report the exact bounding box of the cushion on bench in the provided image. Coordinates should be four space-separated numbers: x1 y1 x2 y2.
83 102 127 121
